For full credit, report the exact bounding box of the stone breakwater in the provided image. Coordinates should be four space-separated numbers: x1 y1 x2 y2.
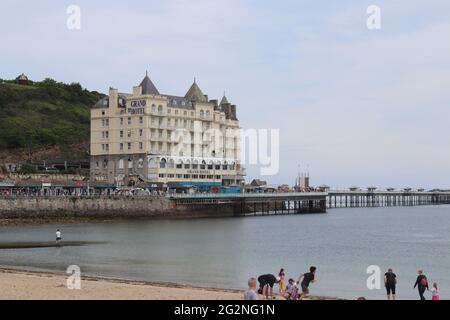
0 196 235 220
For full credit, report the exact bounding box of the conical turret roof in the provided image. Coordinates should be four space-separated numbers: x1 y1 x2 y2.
139 71 160 95
220 94 230 105
185 79 207 102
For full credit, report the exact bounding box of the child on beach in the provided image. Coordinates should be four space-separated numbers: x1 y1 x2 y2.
283 278 298 300
244 277 258 300
278 268 285 294
432 283 440 300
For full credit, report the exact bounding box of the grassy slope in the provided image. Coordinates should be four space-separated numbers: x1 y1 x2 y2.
0 79 104 161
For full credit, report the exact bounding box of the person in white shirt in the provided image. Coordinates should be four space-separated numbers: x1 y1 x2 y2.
56 229 62 242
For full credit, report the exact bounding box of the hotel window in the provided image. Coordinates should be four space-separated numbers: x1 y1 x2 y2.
158 105 163 114
177 174 183 179
207 175 213 179
200 175 206 179
128 117 132 125
120 143 124 151
184 163 190 169
95 161 99 169
168 109 171 114
105 144 109 151
215 165 221 170
139 129 143 137
120 117 124 126
183 111 187 116
120 131 124 138
105 131 109 139
215 175 221 180
119 159 124 169
152 104 157 112
200 110 204 118
222 165 228 170
105 119 109 126
139 142 143 150
175 110 179 115
128 143 132 150
127 130 132 138
184 174 190 179
192 175 198 179
192 163 198 169
103 160 108 169
206 111 210 118
200 163 206 170
128 159 133 169
139 116 143 124
159 174 165 178
176 163 183 169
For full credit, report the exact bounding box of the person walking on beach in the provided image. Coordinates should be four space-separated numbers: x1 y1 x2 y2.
297 266 317 299
384 268 397 300
431 283 440 300
414 270 429 300
244 277 258 300
278 268 285 294
56 229 62 243
257 274 280 300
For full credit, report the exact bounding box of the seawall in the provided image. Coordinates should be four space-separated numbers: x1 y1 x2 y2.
0 196 235 220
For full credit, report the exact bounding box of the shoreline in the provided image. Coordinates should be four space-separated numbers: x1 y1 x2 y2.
0 266 341 300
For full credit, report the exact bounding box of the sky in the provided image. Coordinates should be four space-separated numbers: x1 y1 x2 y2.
1 0 450 188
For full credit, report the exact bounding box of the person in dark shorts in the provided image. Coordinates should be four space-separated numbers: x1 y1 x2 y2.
384 268 397 300
297 266 317 299
257 274 280 299
414 270 429 300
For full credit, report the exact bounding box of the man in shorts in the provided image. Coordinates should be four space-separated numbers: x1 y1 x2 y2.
56 229 62 243
297 266 317 299
384 268 397 300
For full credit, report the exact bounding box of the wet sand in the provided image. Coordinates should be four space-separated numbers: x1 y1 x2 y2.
0 241 107 249
0 267 339 300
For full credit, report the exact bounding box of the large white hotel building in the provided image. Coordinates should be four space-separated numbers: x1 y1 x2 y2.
90 72 245 189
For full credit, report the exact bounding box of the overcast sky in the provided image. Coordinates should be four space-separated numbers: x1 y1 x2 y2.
1 0 450 188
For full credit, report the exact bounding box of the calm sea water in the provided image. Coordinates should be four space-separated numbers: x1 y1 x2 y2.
0 205 449 300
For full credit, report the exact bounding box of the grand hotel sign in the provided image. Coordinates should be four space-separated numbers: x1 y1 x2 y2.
128 99 146 115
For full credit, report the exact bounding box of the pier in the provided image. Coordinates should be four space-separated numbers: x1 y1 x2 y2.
168 192 328 216
327 190 450 208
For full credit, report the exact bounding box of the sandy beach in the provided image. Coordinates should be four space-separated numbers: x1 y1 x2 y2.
0 267 243 300
0 267 339 300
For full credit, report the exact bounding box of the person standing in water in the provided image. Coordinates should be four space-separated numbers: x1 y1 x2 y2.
56 229 62 243
384 268 397 300
414 270 429 300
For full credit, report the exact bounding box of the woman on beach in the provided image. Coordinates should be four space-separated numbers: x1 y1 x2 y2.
278 268 285 294
432 283 440 300
413 270 429 300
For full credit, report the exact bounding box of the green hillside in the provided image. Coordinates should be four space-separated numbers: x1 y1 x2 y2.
0 78 104 158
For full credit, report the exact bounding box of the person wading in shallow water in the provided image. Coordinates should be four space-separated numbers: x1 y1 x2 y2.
297 266 317 300
384 268 397 300
414 270 429 300
55 229 62 243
